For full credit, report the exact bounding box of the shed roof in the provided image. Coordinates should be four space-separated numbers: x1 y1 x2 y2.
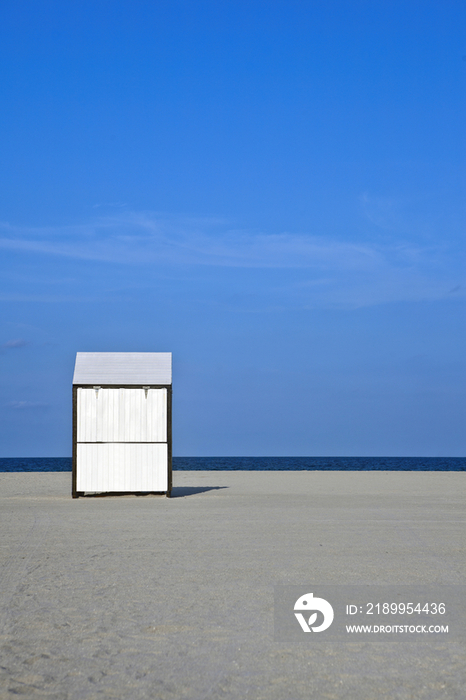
73 352 172 385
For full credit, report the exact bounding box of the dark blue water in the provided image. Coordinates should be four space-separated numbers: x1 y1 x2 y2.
0 457 464 472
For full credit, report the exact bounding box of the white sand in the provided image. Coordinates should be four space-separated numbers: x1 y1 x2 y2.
0 470 465 699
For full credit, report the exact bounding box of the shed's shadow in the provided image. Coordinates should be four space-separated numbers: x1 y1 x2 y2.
77 486 228 498
170 485 228 498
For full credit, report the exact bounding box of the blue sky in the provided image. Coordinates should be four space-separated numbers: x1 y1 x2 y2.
0 0 465 457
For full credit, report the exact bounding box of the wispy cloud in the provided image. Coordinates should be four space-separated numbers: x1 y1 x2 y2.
0 211 463 308
0 212 444 268
2 338 29 349
6 401 49 410
360 192 403 231
92 202 128 209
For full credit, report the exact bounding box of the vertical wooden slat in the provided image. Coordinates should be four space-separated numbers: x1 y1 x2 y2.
93 390 96 442
99 389 105 442
128 442 133 491
112 389 117 442
133 389 140 442
77 388 83 441
125 388 130 442
124 388 129 442
80 388 86 442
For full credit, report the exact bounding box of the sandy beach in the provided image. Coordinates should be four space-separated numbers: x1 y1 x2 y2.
0 470 465 699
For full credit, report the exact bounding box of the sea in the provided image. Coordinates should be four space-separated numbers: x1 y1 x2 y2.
0 457 464 472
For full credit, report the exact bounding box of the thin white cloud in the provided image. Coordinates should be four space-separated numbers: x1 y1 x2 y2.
6 401 49 410
360 192 402 231
2 338 29 349
92 202 128 209
0 213 438 268
0 212 463 308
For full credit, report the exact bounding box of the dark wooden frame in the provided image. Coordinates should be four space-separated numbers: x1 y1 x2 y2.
72 384 172 499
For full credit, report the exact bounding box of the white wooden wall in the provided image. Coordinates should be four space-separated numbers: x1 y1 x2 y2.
77 388 167 442
76 388 168 492
76 443 168 492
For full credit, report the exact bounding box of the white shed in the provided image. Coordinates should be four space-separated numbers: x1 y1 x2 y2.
72 352 172 498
